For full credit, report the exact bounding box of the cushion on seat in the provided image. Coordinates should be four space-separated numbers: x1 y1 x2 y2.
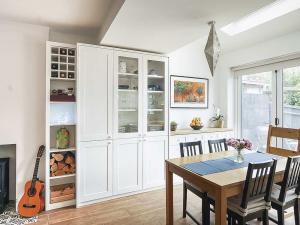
271 184 300 206
228 195 271 216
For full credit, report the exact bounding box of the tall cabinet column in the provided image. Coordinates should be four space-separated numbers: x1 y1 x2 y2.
77 44 114 206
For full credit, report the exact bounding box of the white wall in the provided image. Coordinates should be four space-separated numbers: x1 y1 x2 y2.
0 21 49 202
168 38 217 129
215 30 300 129
49 30 97 45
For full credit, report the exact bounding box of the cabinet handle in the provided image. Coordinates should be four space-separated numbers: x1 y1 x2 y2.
108 136 112 139
143 139 146 141
108 141 112 145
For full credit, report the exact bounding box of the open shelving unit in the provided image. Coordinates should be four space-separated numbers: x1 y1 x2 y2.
46 42 77 210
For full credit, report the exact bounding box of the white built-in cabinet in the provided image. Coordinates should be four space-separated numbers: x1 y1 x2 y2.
77 46 113 141
78 140 112 203
113 138 142 194
142 136 168 189
76 44 169 206
47 42 234 210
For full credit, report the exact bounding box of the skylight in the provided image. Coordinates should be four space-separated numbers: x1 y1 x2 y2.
221 0 300 36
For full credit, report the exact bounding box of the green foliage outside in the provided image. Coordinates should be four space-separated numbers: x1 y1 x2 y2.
283 67 300 107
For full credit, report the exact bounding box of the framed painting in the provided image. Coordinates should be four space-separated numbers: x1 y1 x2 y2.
170 75 209 108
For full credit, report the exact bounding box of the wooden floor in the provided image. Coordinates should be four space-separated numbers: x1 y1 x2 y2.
35 185 295 225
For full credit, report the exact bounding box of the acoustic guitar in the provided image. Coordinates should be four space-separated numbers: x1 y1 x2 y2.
18 145 45 217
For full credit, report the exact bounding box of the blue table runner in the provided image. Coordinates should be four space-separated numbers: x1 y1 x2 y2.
182 152 280 176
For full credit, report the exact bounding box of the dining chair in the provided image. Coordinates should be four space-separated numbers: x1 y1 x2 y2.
227 159 278 225
266 125 300 157
208 138 228 153
179 141 210 225
269 156 300 225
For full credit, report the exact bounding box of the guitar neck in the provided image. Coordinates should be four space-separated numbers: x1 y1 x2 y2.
32 157 41 182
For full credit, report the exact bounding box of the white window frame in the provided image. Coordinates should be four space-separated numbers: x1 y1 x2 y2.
233 53 300 139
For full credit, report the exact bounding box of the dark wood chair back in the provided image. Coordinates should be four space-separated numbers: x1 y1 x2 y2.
278 156 300 202
266 125 300 157
179 141 203 157
241 159 277 209
208 138 228 153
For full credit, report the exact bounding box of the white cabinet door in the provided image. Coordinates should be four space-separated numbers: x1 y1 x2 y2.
142 136 168 189
143 55 169 137
169 135 185 184
77 140 112 205
113 138 142 194
113 50 143 139
77 45 113 141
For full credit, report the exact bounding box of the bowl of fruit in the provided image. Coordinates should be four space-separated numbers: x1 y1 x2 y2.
190 117 203 130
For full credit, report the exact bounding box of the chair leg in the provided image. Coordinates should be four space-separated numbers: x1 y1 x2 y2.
262 209 269 225
183 183 187 218
277 208 285 225
294 199 300 225
201 193 210 225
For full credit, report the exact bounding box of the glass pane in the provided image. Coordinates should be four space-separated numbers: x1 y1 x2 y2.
147 60 165 132
282 66 300 151
118 56 139 133
241 71 273 151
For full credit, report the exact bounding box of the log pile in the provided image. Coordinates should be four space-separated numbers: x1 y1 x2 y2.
50 183 75 203
50 151 75 177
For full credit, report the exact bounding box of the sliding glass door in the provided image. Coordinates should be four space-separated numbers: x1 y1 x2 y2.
282 66 300 150
239 65 300 152
240 71 274 151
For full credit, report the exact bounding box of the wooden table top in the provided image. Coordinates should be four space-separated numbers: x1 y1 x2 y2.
166 150 287 187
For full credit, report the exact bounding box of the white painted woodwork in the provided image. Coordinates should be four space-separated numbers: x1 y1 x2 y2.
77 140 112 204
77 44 113 141
113 138 142 194
168 135 186 184
142 136 168 189
113 50 143 139
143 55 169 137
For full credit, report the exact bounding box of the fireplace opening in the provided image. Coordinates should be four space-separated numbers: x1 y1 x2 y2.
0 158 9 213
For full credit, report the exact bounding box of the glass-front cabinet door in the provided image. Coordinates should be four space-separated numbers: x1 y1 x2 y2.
143 56 168 136
114 51 143 138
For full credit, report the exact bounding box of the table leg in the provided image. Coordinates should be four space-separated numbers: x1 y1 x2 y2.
166 163 173 225
215 189 227 225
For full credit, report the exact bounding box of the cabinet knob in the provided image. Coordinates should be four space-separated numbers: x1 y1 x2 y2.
108 141 112 145
108 136 112 139
143 139 146 141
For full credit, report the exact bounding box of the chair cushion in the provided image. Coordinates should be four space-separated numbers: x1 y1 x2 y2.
271 184 299 206
228 195 271 216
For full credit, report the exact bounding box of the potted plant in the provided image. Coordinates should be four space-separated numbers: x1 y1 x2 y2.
226 138 252 163
170 121 178 131
211 107 224 128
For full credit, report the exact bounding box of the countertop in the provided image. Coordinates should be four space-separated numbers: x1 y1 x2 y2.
170 128 233 136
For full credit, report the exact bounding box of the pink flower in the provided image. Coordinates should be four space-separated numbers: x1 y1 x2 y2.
226 138 252 150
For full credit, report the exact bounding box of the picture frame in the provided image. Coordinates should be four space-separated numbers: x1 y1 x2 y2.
170 75 209 108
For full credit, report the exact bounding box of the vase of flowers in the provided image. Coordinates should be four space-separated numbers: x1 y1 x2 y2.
226 138 252 163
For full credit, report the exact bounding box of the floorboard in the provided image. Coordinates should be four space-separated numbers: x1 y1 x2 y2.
34 185 295 225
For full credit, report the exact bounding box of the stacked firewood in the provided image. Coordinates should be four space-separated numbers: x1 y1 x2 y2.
50 151 75 176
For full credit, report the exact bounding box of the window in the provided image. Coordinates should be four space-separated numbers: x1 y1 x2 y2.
237 62 300 152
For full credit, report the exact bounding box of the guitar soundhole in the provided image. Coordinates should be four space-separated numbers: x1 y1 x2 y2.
23 204 36 208
27 188 36 197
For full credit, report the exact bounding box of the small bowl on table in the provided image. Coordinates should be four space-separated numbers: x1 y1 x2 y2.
190 125 203 130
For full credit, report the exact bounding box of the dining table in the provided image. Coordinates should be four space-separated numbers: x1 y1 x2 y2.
165 150 287 225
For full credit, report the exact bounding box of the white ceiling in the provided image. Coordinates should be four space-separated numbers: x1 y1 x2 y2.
101 0 300 53
0 0 114 34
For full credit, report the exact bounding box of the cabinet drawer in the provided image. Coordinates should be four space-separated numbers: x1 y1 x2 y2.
185 134 204 142
169 135 186 146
